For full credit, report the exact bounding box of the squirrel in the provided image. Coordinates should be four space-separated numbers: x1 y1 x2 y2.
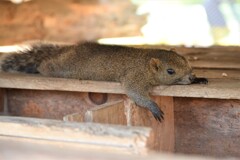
0 42 208 122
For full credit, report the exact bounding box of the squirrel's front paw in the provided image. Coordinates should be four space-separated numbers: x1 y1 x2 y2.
149 102 164 122
192 77 208 84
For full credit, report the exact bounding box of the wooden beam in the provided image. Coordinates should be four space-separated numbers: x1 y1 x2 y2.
0 116 152 154
174 98 240 157
135 45 240 69
0 72 239 99
152 78 240 100
125 96 175 152
0 89 5 113
0 135 228 160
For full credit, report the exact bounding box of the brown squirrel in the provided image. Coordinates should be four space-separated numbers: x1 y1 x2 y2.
0 42 208 122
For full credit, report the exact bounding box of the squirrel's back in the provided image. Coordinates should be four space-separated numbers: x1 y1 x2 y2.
0 41 191 83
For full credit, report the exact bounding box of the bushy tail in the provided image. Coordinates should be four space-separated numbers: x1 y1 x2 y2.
0 42 70 73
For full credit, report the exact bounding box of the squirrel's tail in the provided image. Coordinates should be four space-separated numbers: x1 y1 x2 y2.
0 42 70 73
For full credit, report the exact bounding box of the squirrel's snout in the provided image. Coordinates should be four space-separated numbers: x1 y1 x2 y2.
174 73 195 85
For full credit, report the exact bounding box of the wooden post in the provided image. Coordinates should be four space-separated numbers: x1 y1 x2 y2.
0 89 4 113
124 96 175 152
0 89 7 114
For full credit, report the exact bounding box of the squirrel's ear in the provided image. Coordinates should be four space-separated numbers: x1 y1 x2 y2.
149 58 161 72
170 48 176 52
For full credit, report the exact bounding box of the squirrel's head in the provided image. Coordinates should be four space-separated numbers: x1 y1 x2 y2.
149 51 195 85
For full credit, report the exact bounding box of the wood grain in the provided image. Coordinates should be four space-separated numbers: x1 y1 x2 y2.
6 89 122 119
64 100 127 125
0 72 239 99
174 98 240 158
66 97 174 152
84 100 127 125
0 89 5 113
127 96 175 152
0 116 151 154
193 68 240 79
0 136 227 160
136 45 240 69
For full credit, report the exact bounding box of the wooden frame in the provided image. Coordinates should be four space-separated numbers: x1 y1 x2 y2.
0 46 239 156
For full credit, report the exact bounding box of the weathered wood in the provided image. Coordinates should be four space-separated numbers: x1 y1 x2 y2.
0 116 152 154
6 89 122 119
137 45 240 69
152 78 240 100
63 112 85 123
64 97 174 152
193 68 240 79
6 90 90 119
84 100 127 125
0 135 138 155
0 0 145 45
0 136 230 160
0 89 6 113
0 45 239 157
186 49 240 70
0 72 124 93
64 100 127 125
127 96 175 152
174 98 240 158
0 72 239 99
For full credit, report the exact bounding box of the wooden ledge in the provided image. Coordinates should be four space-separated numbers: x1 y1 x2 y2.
0 72 239 99
0 116 152 154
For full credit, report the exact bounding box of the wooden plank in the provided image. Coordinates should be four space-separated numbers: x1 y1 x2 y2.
193 68 240 79
152 96 174 152
136 45 240 69
7 90 91 119
84 100 127 125
0 88 5 113
6 89 122 119
0 136 227 160
0 135 139 155
126 96 175 152
174 98 240 158
0 116 152 154
152 78 240 100
64 100 127 125
186 50 240 69
0 72 124 93
135 45 240 54
0 72 240 99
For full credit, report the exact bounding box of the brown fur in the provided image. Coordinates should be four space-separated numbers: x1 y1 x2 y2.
1 42 207 121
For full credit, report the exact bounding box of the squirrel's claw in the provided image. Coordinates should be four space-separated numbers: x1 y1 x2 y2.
149 102 164 122
192 77 208 84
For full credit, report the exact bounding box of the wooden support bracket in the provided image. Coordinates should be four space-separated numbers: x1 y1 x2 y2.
64 96 175 152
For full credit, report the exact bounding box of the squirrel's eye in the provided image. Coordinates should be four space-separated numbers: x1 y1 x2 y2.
167 69 175 75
